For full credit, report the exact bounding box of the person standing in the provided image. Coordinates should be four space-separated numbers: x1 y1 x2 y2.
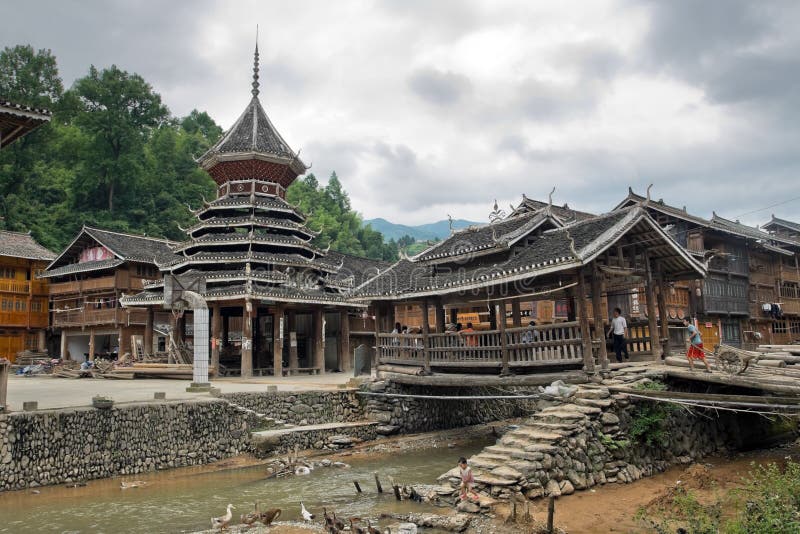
683 316 712 372
606 307 629 362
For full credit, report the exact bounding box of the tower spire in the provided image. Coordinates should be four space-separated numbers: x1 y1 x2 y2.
251 25 260 97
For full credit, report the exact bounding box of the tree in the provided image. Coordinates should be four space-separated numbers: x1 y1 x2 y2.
0 45 63 108
72 65 169 212
398 234 416 249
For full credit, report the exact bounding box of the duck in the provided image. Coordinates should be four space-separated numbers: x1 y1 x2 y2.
259 508 281 526
295 465 311 476
240 502 260 528
211 504 234 531
333 512 346 531
300 501 315 521
323 507 334 528
350 518 367 534
120 480 146 489
367 520 382 534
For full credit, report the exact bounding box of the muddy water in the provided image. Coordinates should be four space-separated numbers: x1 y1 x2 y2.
0 439 489 534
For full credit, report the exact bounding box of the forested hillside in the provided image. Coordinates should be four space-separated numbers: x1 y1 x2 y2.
0 45 397 261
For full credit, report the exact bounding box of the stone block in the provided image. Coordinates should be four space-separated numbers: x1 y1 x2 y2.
153 392 166 400
23 401 38 411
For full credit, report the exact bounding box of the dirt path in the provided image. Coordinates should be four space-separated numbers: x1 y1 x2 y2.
496 444 797 533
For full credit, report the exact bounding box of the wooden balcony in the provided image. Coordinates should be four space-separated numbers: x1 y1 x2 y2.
0 279 46 295
780 268 800 283
783 299 800 316
49 274 150 295
749 270 777 288
701 296 750 316
0 311 48 328
52 307 148 328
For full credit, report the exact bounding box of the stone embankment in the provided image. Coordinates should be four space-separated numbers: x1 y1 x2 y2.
0 399 250 492
221 390 363 426
437 378 746 501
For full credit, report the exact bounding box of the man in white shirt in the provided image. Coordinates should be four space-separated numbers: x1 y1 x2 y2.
606 307 629 362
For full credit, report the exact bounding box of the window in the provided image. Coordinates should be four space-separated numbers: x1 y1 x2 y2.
791 321 800 335
773 321 788 334
1 268 15 279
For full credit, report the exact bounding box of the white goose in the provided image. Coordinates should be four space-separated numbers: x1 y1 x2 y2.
211 503 234 530
300 501 315 521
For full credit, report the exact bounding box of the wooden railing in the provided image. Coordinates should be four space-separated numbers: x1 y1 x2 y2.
783 299 800 316
53 307 148 327
377 321 585 371
0 279 30 293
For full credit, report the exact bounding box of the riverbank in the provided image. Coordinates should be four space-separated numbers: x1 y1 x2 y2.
482 438 800 533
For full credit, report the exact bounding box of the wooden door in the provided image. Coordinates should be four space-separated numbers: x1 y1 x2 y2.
695 320 720 348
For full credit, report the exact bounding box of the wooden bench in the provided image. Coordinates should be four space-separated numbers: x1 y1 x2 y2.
282 367 321 376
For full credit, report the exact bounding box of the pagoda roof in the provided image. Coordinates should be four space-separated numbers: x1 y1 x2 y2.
172 232 324 256
509 195 595 222
0 99 51 149
353 206 706 300
196 96 307 176
159 250 342 274
763 215 800 234
195 195 304 220
183 214 316 238
0 230 55 261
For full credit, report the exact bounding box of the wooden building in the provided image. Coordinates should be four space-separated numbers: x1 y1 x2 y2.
41 227 176 362
615 190 800 347
762 216 800 342
354 204 706 375
0 231 55 361
121 45 387 378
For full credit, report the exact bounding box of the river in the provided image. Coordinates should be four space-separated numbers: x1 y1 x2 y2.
0 438 489 534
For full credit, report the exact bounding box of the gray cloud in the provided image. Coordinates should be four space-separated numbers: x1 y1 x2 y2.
408 67 472 106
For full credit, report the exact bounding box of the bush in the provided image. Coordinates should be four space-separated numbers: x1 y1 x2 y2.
727 461 800 534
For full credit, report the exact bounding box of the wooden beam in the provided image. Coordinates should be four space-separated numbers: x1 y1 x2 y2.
511 299 522 328
575 271 595 373
656 275 670 357
497 302 510 376
287 311 298 372
421 299 431 373
273 304 284 377
339 310 351 372
435 298 446 333
644 251 662 360
144 306 154 358
590 267 609 370
313 308 325 373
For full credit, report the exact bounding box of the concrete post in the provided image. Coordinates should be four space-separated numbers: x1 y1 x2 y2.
60 330 68 360
241 301 253 379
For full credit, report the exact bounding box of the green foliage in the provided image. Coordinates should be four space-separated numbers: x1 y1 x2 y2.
287 173 398 261
0 44 396 259
397 234 416 249
727 461 800 534
636 487 721 534
598 432 630 451
634 379 669 392
629 404 674 447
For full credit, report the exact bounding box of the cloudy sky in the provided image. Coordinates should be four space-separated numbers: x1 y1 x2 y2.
3 0 799 226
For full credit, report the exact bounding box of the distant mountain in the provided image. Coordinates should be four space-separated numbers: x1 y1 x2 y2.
364 217 482 242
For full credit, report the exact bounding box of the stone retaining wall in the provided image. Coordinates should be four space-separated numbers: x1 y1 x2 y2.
363 380 538 435
220 390 364 425
252 423 380 457
0 399 249 492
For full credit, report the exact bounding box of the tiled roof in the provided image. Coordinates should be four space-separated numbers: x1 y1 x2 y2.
196 96 306 175
39 259 124 278
0 100 52 148
412 210 559 263
184 214 316 237
764 216 800 234
353 207 705 299
510 197 595 222
0 230 55 260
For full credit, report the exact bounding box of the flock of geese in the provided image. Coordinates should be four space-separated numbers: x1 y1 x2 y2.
211 502 392 533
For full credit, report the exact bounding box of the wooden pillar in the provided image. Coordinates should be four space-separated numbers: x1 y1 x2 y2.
241 301 253 378
313 308 325 373
176 315 185 345
60 330 68 360
221 313 229 349
339 310 351 372
144 306 154 357
435 299 446 333
421 299 431 373
449 308 458 326
656 277 671 358
511 299 522 328
273 304 284 377
497 302 510 375
575 271 595 373
373 304 381 370
211 302 221 370
644 253 662 360
0 358 9 412
88 328 95 362
590 268 609 370
287 311 298 372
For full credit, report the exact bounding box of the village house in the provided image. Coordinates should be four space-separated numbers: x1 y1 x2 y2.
40 226 176 362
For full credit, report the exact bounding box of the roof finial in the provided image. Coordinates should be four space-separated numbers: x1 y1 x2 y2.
252 25 260 97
